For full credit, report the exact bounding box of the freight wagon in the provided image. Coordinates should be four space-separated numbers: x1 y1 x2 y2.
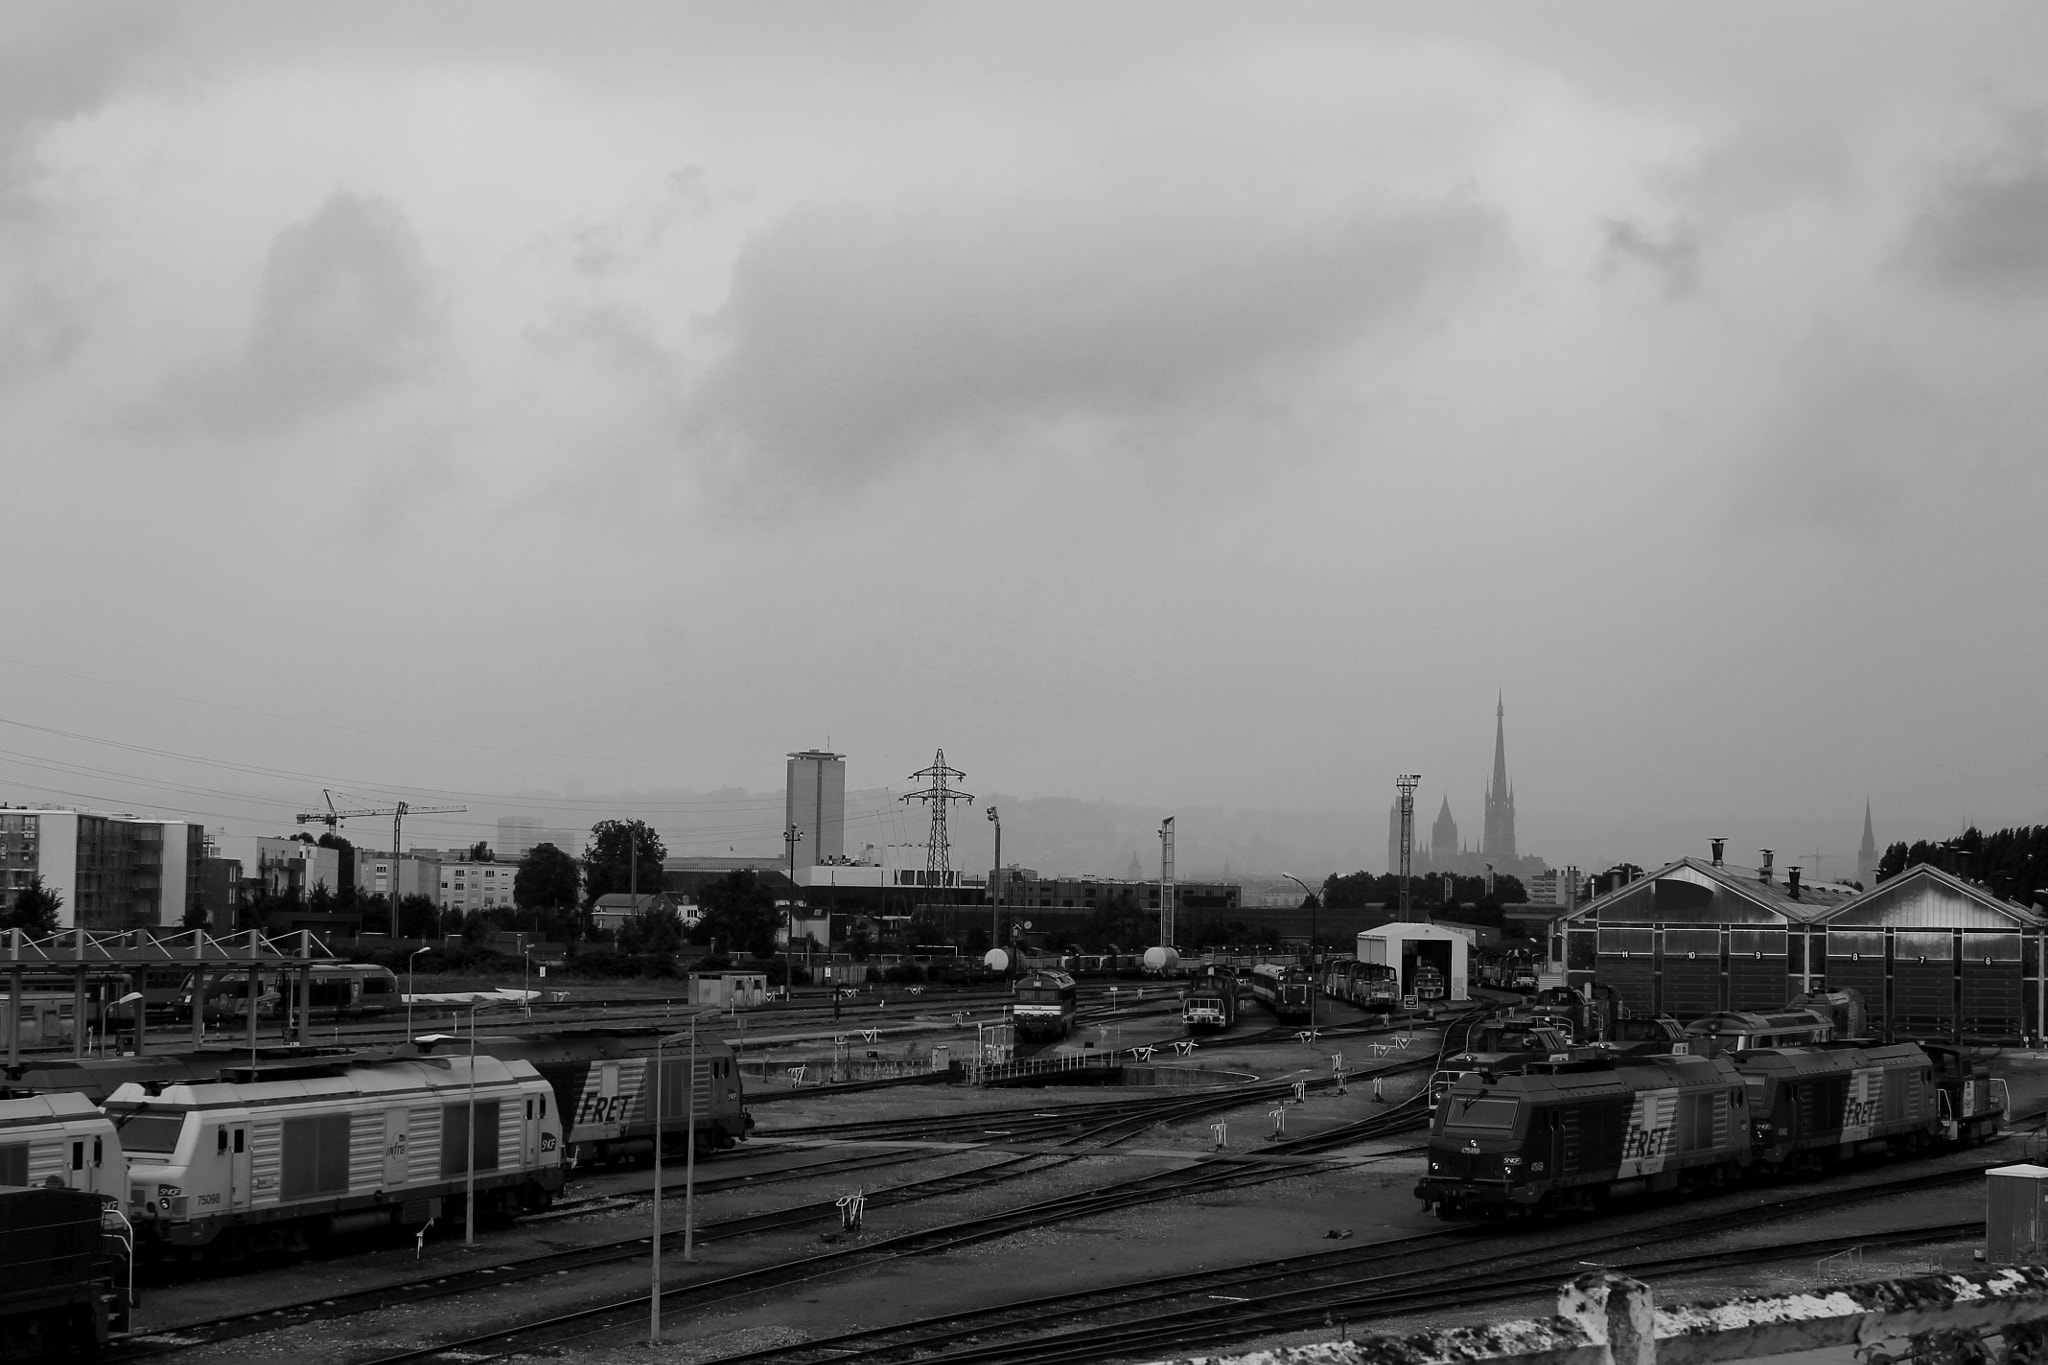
109 1054 562 1258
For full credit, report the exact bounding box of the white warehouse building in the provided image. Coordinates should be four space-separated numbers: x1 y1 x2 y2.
1356 921 1471 1003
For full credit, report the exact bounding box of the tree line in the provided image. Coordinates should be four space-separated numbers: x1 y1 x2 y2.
1878 824 2048 903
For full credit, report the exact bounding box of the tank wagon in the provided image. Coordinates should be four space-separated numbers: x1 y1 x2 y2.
0 1185 131 1358
1011 970 1078 1040
1245 963 1315 1023
446 1032 751 1164
1181 966 1239 1032
0 1092 124 1202
1418 1040 2008 1218
108 1053 562 1258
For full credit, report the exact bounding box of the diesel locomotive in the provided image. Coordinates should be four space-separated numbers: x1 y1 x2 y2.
108 1053 565 1257
1416 1038 2007 1219
1245 963 1315 1023
444 1031 752 1163
1012 970 1079 1040
1181 965 1240 1032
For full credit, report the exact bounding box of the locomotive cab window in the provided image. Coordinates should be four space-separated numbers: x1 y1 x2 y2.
217 1130 228 1155
71 1140 83 1171
1443 1097 1521 1132
116 1115 188 1154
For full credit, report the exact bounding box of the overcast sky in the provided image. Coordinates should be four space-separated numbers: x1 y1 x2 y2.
3 3 2045 870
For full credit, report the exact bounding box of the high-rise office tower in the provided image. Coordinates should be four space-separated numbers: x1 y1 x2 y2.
785 750 846 869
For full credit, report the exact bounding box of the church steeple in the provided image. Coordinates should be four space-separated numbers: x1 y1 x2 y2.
1856 801 1878 888
1482 693 1517 864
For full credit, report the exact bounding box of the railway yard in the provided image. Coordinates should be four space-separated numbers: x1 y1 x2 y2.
12 979 2048 1365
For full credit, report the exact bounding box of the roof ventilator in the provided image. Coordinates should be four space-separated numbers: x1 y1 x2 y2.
1787 866 1802 899
1710 838 1726 867
1759 849 1774 885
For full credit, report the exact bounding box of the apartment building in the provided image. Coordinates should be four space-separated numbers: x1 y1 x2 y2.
0 807 205 931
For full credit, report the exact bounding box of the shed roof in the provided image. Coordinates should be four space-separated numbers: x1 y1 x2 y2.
1358 922 1471 944
1559 857 1855 928
1820 863 2047 930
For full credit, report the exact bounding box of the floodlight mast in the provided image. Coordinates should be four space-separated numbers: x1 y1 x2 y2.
1396 775 1421 923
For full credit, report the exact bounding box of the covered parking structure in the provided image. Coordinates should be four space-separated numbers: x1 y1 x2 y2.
1555 849 2047 1042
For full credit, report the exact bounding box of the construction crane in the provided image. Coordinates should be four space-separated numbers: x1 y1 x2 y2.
295 790 467 933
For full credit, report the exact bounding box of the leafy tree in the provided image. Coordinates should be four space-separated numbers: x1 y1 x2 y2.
845 919 874 963
1 876 62 935
618 902 684 956
180 900 210 930
307 883 336 914
315 833 357 904
398 894 441 938
468 840 493 863
581 820 667 908
693 870 779 959
516 843 581 915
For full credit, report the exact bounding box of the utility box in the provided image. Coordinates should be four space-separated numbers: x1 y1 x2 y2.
1985 1164 2048 1263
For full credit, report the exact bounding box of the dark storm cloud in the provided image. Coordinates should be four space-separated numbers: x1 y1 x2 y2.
1907 110 2048 300
1600 217 1700 296
686 193 1501 481
167 193 442 436
0 4 169 213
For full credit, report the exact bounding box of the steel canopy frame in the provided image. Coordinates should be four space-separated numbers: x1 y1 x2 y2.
1 926 343 1066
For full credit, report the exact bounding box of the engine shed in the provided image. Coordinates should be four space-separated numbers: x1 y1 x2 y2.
1813 863 2043 1042
1356 922 1470 1002
1551 846 2045 1043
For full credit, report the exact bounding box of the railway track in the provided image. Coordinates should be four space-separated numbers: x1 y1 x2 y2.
111 1044 1452 1361
655 1161 2011 1365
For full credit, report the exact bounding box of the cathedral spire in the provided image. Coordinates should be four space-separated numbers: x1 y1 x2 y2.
1490 693 1509 804
1482 695 1517 864
1856 800 1878 888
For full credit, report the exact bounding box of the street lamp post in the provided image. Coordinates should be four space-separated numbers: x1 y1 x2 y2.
463 998 500 1246
407 946 429 1040
1281 874 1319 1032
650 1017 699 1344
